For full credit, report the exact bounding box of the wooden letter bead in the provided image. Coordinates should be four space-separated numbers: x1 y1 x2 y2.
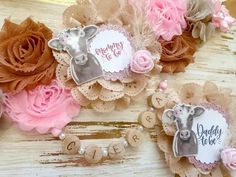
139 111 156 128
84 145 103 164
126 129 143 147
108 142 126 159
62 135 80 154
148 92 167 109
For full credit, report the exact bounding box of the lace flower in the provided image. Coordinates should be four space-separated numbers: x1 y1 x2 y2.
156 82 236 177
179 83 203 105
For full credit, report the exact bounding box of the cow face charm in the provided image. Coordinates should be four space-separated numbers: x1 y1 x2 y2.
48 25 103 85
163 104 205 157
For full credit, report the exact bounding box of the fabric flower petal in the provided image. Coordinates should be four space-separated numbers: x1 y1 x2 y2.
3 80 80 135
0 18 57 93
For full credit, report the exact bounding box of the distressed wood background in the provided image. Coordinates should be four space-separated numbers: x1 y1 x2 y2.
0 0 236 177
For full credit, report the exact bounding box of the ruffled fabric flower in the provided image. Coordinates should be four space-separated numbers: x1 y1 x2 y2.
179 83 203 105
54 51 149 112
0 18 57 93
63 0 131 27
130 50 154 74
186 0 214 22
192 21 215 42
212 0 235 32
156 82 236 177
3 80 80 136
146 0 187 41
221 148 236 170
158 31 198 73
203 81 232 110
63 0 162 64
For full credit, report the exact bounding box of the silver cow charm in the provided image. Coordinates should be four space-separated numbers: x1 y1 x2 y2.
163 104 205 157
48 25 103 85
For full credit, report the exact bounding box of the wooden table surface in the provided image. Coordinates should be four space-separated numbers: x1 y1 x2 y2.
0 0 236 177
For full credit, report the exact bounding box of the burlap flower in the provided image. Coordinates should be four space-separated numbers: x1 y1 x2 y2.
63 0 162 64
63 0 131 28
0 18 57 93
203 81 232 111
158 31 198 73
156 82 236 177
179 83 203 105
54 51 149 112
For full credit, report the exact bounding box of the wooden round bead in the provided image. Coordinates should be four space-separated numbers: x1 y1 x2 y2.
126 129 143 147
62 135 80 154
108 142 126 159
84 145 103 164
139 111 156 128
148 92 167 108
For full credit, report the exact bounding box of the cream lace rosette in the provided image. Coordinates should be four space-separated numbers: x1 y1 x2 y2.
156 82 236 177
54 50 150 112
51 0 162 112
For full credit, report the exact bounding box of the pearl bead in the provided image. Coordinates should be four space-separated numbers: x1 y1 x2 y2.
149 107 154 111
137 125 144 132
158 80 168 91
79 147 85 155
59 133 66 140
102 149 108 157
122 140 129 147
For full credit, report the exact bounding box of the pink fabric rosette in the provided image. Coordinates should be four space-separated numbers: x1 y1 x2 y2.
212 0 235 32
4 80 80 136
130 50 154 74
146 0 187 41
221 148 236 170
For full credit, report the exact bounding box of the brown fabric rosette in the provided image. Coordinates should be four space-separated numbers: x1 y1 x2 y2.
0 18 57 93
158 31 198 73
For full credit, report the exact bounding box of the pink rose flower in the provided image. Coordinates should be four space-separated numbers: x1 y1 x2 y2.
130 50 154 74
4 80 80 136
146 0 187 41
212 0 235 32
221 148 236 170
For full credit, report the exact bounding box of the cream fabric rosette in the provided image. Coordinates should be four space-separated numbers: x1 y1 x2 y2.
63 0 162 60
156 81 236 177
54 0 162 112
54 51 150 112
